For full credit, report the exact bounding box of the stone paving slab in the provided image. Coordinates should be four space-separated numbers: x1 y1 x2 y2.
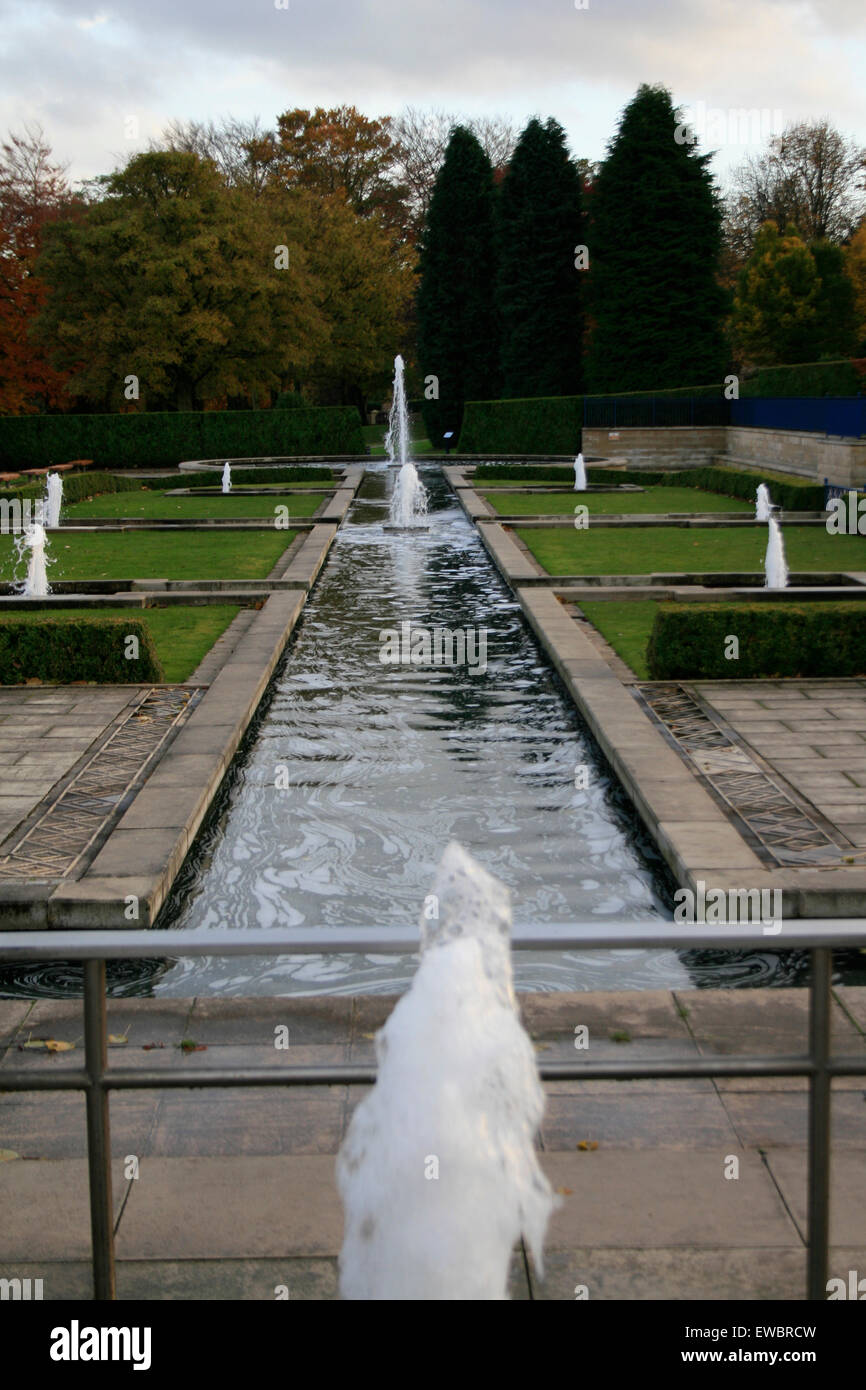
764 1149 866 1244
2 987 864 1298
529 1247 861 1301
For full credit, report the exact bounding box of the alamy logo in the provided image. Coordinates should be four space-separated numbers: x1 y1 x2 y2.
674 880 782 935
826 1270 866 1299
0 498 44 534
379 621 488 674
49 1320 152 1371
0 1276 43 1299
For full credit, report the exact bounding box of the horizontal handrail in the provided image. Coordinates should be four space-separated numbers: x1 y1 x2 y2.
1 917 866 957
1 925 863 1304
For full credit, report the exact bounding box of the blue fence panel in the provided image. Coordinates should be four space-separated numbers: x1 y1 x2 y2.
731 397 866 438
583 396 729 429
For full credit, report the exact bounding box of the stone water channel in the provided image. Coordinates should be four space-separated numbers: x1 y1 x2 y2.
139 463 814 998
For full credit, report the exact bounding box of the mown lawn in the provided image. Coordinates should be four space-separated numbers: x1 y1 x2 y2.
0 530 296 581
0 604 242 683
518 525 866 575
580 601 659 679
482 486 753 516
65 491 327 519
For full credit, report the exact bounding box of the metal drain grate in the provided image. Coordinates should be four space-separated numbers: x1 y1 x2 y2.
0 687 203 881
636 683 848 867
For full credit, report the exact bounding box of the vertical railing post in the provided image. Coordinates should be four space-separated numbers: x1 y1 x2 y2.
84 958 116 1301
806 947 832 1301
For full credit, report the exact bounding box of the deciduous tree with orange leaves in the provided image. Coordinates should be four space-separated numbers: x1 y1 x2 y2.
0 123 76 414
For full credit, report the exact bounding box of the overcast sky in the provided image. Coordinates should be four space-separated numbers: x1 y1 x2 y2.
1 0 864 189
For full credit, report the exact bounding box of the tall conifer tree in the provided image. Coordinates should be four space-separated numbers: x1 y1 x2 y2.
417 127 499 446
497 117 584 397
587 85 728 392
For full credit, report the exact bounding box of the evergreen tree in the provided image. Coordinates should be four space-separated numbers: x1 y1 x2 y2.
810 240 858 359
496 117 584 397
416 126 499 446
586 84 729 392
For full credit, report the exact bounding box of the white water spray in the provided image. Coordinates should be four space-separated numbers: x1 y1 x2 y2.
573 452 586 492
756 484 771 521
17 520 50 597
387 354 427 527
43 472 63 528
222 462 232 494
337 841 557 1300
765 514 788 589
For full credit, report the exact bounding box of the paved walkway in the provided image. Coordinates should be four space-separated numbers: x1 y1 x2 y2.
1 988 864 1299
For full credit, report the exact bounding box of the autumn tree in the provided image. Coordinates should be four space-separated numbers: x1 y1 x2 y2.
34 150 321 411
845 222 866 354
0 123 76 413
732 224 816 365
158 116 280 198
725 120 866 267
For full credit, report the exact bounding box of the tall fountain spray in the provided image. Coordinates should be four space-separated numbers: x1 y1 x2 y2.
573 452 587 492
387 355 427 528
17 521 50 597
43 472 63 528
756 484 771 521
337 842 556 1300
765 514 788 589
222 462 232 494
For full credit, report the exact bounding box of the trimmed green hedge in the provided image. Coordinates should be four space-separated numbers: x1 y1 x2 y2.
0 616 163 684
157 466 337 489
471 462 822 508
668 465 825 511
741 359 866 398
647 602 866 679
0 407 364 470
0 470 145 510
459 396 583 455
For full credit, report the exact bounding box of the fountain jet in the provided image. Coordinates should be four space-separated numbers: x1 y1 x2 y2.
386 354 427 528
222 462 232 494
17 520 50 597
573 452 586 492
765 514 788 589
43 472 63 528
337 842 556 1300
756 484 771 521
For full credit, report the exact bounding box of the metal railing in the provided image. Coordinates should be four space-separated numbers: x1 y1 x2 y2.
732 396 866 439
2 919 865 1302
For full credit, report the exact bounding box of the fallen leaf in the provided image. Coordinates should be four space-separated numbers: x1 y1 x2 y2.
556 1186 573 1196
178 1040 207 1053
44 1039 74 1053
577 1140 599 1152
108 1034 129 1045
0 1149 19 1162
142 1042 165 1051
533 1042 551 1052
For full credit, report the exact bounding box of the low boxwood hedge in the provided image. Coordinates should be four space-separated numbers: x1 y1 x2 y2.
471 463 822 508
0 470 145 512
666 465 825 511
0 616 163 684
156 466 337 489
646 602 866 679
